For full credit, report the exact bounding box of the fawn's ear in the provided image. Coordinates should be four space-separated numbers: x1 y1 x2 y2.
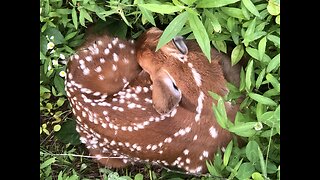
152 69 182 115
173 36 188 54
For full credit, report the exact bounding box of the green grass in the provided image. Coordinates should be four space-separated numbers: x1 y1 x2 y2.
40 0 280 179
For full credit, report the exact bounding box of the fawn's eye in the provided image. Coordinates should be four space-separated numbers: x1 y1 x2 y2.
173 36 188 55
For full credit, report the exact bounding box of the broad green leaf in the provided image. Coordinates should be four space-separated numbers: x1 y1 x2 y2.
204 9 221 33
212 40 227 53
256 102 265 118
156 11 188 51
56 97 65 107
138 4 183 14
223 141 233 166
239 67 245 91
266 73 280 92
227 17 236 32
228 122 256 133
65 31 78 41
53 124 61 132
245 17 256 38
252 172 264 180
267 34 280 47
197 0 240 8
276 15 280 24
173 0 185 6
212 103 227 129
256 68 265 89
221 7 246 19
40 157 56 169
267 53 280 72
246 47 260 60
55 119 81 145
208 91 221 101
54 75 66 96
43 27 65 45
217 98 227 123
188 12 211 61
267 0 280 16
241 1 251 20
245 60 254 91
79 8 85 27
81 8 93 22
138 5 156 26
260 129 277 137
134 173 144 180
236 162 255 179
258 36 267 60
249 92 277 106
56 8 72 15
231 44 244 66
246 141 259 163
242 0 260 17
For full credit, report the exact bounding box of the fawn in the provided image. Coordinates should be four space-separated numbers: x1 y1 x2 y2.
65 27 241 174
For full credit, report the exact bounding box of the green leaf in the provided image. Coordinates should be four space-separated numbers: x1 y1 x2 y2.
239 67 245 91
267 53 280 72
212 40 227 53
223 141 233 166
236 162 255 179
134 173 144 180
117 8 132 28
54 75 66 96
220 7 246 19
245 17 256 38
53 124 61 132
40 157 56 169
197 0 240 8
256 102 265 119
246 141 259 163
57 97 65 107
258 146 267 177
79 8 85 27
212 103 227 129
267 0 280 16
228 122 256 134
43 27 65 45
188 12 211 61
65 31 78 41
206 161 221 176
249 92 277 106
156 11 188 51
245 60 254 91
276 15 280 24
246 47 260 60
255 68 265 89
138 4 183 14
266 73 280 92
242 0 260 17
267 34 280 47
204 9 221 33
138 5 156 26
81 8 93 22
55 119 81 145
231 44 244 66
258 36 267 60
252 172 264 180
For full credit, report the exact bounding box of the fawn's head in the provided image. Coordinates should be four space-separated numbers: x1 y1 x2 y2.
136 27 229 116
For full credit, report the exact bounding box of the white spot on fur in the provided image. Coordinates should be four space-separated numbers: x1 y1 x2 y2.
113 53 119 62
94 66 102 73
209 126 218 138
191 67 202 87
195 91 204 122
104 48 110 55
